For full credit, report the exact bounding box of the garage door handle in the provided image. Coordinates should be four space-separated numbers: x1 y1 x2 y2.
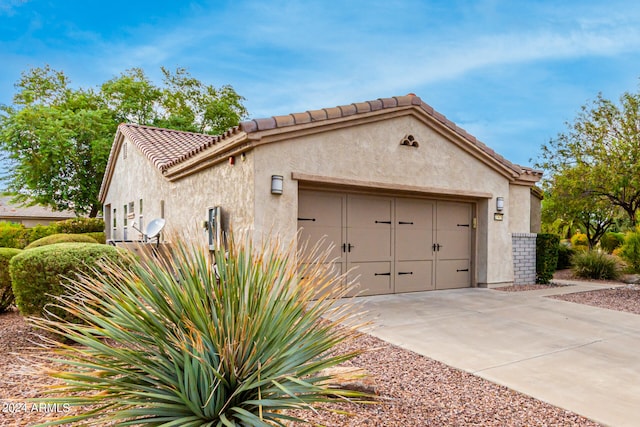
398 221 414 225
456 268 469 272
398 271 413 275
457 224 470 227
375 272 391 276
297 217 316 222
375 220 391 224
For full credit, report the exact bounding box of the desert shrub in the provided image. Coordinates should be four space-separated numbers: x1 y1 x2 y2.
619 228 640 273
570 232 589 250
600 232 625 254
0 221 28 249
24 233 98 250
571 250 622 280
31 234 367 426
55 217 104 234
82 231 106 244
556 242 574 270
0 248 21 312
10 243 128 321
536 233 560 284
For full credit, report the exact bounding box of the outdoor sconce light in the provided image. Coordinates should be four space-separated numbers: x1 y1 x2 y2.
271 175 283 195
496 197 504 212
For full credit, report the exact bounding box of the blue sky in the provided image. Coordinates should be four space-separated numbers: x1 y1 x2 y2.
2 0 640 168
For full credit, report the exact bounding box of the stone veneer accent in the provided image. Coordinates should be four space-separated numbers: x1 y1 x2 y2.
512 233 537 285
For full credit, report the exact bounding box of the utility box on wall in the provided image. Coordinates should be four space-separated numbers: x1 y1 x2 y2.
207 206 222 251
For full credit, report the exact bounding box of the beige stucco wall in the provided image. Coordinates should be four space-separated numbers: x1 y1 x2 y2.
252 115 518 286
103 138 255 246
509 184 532 234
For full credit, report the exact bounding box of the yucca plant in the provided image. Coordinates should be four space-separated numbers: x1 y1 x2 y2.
31 233 367 426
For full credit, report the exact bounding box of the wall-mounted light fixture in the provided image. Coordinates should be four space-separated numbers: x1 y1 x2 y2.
496 197 504 212
271 175 283 195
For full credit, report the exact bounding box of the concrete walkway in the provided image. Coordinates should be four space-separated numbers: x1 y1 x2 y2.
341 282 640 427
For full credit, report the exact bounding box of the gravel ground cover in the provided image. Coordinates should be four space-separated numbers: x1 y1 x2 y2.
493 284 564 292
1 308 603 427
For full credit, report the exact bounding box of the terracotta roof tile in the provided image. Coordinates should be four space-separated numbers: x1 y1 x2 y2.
291 111 312 124
118 124 225 172
338 104 357 117
253 117 277 131
323 107 342 119
380 97 398 108
353 102 372 113
368 99 384 111
274 115 295 127
309 109 327 121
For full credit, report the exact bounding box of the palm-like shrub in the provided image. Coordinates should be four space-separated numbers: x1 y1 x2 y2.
32 234 366 426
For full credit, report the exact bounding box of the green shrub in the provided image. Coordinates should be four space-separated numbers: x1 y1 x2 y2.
54 217 104 234
0 248 21 313
619 228 640 273
31 234 367 426
557 242 574 270
24 233 98 250
82 231 106 244
570 232 589 250
571 250 622 280
0 221 28 249
600 232 625 254
10 243 128 321
25 224 59 245
536 233 560 284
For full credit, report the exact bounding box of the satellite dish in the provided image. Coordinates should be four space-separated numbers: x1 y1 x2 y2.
146 218 166 239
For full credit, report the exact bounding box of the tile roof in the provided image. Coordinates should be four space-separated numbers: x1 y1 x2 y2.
0 196 75 220
100 94 542 201
117 123 242 172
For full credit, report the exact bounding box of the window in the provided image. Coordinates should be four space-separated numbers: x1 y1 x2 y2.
138 199 144 236
112 208 117 240
123 204 128 240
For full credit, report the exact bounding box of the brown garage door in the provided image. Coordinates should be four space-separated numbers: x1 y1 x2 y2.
298 190 472 295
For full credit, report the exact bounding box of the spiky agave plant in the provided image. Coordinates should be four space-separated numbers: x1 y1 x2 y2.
30 233 367 426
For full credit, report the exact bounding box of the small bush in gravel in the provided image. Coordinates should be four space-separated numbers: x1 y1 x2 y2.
619 228 640 273
600 232 625 254
9 243 128 321
571 250 622 280
31 234 367 426
0 248 21 312
54 217 104 234
24 233 98 250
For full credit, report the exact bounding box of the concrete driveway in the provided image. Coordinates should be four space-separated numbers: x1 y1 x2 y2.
342 283 640 427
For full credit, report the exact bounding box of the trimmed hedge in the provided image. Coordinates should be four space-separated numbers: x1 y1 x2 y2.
25 233 98 250
10 243 129 321
0 248 22 312
0 222 28 249
55 217 105 234
536 233 560 284
83 232 106 244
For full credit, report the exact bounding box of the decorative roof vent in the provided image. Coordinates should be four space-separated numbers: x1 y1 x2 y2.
400 134 419 147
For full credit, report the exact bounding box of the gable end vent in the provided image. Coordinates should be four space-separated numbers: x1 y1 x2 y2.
400 134 419 147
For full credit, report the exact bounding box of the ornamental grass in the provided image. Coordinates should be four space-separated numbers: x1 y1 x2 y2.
30 233 367 426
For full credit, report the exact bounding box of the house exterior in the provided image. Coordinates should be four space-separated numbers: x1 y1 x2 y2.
0 196 76 227
99 94 542 293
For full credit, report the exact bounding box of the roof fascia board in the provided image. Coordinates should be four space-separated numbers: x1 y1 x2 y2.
292 172 493 199
98 129 125 203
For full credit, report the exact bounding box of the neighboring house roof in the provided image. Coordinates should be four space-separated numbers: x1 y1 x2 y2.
99 94 543 202
0 196 76 222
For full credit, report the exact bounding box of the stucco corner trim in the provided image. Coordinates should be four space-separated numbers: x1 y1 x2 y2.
291 172 493 199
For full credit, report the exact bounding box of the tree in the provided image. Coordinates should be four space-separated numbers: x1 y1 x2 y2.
0 66 247 217
541 168 619 248
537 89 640 225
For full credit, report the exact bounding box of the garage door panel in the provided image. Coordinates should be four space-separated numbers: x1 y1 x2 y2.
396 199 434 261
436 230 471 259
436 259 470 289
298 191 344 261
395 260 434 293
349 228 392 261
349 261 393 296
